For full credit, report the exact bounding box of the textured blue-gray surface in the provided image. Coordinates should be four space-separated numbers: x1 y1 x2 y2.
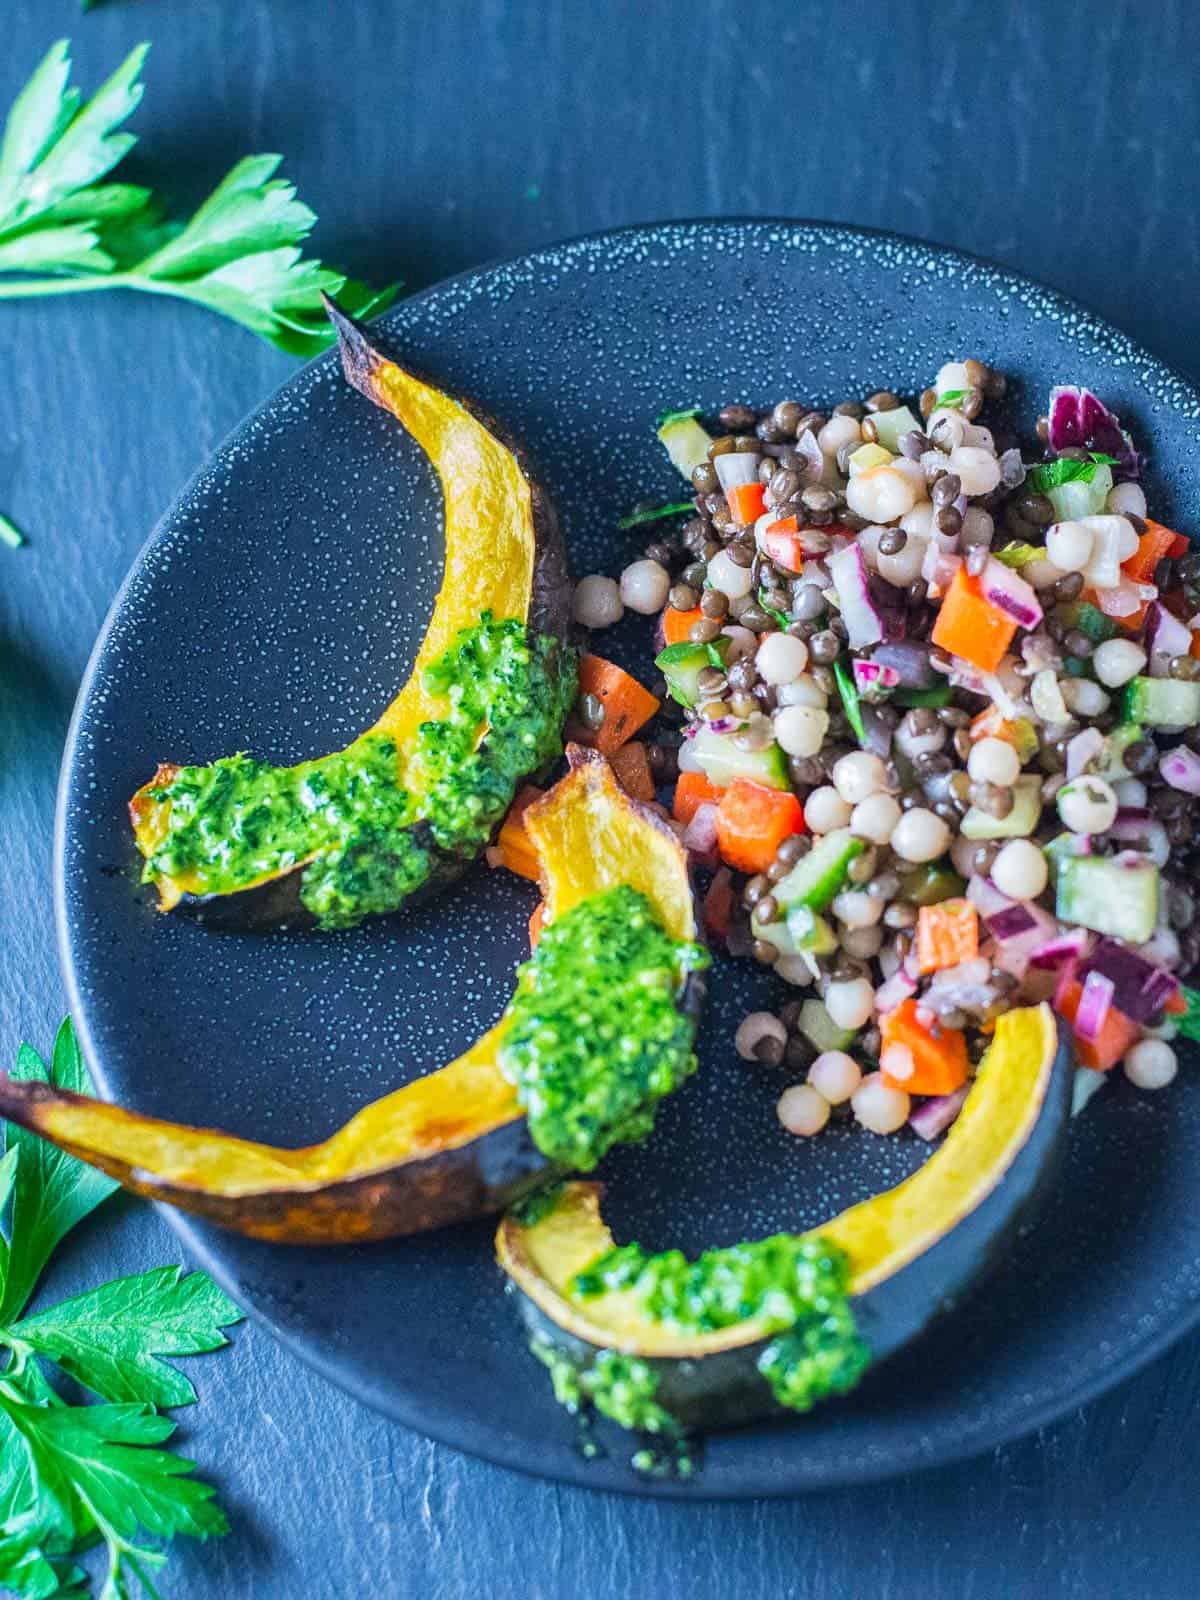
3 0 1199 1595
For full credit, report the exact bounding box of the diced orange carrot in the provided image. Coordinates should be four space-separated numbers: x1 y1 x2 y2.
880 999 969 1096
571 655 661 754
1165 987 1188 1014
930 567 1016 674
726 481 766 526
528 902 547 949
1122 518 1190 584
702 867 735 943
1057 978 1140 1071
672 769 723 825
915 899 979 976
661 605 703 646
714 779 805 876
609 740 655 802
486 783 545 880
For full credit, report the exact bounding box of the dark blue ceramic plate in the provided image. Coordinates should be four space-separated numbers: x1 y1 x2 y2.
57 222 1200 1498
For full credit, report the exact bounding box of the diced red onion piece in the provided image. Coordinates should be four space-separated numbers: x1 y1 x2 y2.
987 897 1059 980
987 905 1039 941
1148 603 1192 676
683 802 719 862
714 451 761 495
980 557 1043 630
875 967 917 1014
1047 385 1140 480
1079 936 1179 1022
1054 957 1080 1009
966 873 1012 917
853 658 900 694
909 1087 969 1142
1028 928 1092 969
1074 970 1114 1043
1159 745 1200 795
829 542 884 648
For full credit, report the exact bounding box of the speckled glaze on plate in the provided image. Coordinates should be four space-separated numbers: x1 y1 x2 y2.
57 221 1200 1498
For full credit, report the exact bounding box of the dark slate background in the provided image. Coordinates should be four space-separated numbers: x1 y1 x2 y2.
3 1 1198 1595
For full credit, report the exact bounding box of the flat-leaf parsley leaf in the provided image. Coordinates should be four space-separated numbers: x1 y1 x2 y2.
0 40 397 356
1 1020 242 1597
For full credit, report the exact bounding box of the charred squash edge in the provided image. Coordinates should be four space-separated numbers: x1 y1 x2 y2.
2 752 700 1244
496 1004 1071 1430
129 299 573 930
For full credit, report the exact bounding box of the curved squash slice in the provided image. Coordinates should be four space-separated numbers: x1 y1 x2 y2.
1 751 703 1244
497 1004 1070 1430
130 300 575 931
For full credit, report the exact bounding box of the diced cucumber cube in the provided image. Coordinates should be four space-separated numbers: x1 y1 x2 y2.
1046 464 1111 522
750 914 797 957
799 999 857 1053
772 829 865 912
657 413 713 479
1056 855 1158 944
656 638 730 708
785 906 838 956
1121 676 1200 728
961 774 1042 840
690 725 790 790
1042 830 1092 882
869 405 922 454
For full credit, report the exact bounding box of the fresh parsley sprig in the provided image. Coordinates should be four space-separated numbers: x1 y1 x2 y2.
1 1020 242 1599
0 40 397 356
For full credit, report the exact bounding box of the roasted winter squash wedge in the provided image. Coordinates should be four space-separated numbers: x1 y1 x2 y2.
497 1004 1069 1432
130 299 575 931
2 751 705 1244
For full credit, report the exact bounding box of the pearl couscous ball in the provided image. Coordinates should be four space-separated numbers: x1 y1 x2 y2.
808 1051 861 1105
777 1084 831 1137
891 807 952 863
852 1073 911 1135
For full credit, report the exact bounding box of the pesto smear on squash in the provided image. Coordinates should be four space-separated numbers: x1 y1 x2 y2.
521 1213 868 1469
574 1231 869 1416
499 885 708 1170
141 615 575 928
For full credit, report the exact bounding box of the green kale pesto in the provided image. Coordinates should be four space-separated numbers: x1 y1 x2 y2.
498 885 709 1171
528 1336 694 1476
573 1231 870 1417
141 614 575 929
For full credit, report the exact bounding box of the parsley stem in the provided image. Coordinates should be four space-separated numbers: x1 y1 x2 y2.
0 273 130 298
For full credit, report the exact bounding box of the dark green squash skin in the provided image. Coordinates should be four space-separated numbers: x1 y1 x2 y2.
510 1029 1073 1431
142 301 574 934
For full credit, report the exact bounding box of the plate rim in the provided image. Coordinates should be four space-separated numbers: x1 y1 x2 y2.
53 215 1200 1499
